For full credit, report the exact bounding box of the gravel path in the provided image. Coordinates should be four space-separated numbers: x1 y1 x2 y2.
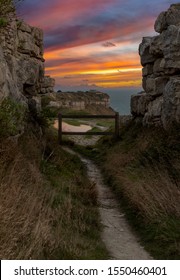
63 147 152 260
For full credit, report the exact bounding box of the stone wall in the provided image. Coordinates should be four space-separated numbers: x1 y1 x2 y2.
0 9 55 112
131 4 180 129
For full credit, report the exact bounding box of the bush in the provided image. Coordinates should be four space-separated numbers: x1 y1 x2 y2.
0 17 8 27
0 98 25 138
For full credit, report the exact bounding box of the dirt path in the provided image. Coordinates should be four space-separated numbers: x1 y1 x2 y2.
63 147 152 260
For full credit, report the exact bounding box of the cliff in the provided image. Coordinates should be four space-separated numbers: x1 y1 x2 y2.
47 91 110 110
131 4 180 129
0 8 55 114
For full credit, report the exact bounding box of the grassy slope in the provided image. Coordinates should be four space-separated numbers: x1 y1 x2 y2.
0 125 108 259
77 121 180 259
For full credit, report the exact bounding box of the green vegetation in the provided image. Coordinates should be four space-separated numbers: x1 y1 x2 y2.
0 17 7 27
74 121 180 259
0 100 108 259
59 108 90 116
97 122 180 259
96 119 114 128
0 0 24 27
0 98 25 138
40 129 108 259
63 119 81 126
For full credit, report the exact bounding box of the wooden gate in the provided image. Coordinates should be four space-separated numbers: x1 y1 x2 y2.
58 112 119 144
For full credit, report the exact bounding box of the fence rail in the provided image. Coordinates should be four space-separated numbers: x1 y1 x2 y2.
58 112 119 144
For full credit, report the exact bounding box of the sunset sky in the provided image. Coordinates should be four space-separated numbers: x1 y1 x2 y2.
19 0 177 112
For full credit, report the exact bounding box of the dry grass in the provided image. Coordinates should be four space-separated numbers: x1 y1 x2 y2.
98 122 180 258
0 139 56 259
104 151 180 222
0 129 107 259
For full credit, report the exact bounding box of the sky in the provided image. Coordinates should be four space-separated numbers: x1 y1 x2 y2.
18 0 177 113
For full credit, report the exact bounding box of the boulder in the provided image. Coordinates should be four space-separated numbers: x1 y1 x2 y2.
131 93 152 116
143 76 169 96
139 37 156 66
155 4 180 33
142 64 153 77
162 77 180 127
143 96 163 125
154 11 167 33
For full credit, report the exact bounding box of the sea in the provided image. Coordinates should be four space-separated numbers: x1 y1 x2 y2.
106 87 142 115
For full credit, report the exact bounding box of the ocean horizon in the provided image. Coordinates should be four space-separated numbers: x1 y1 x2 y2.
106 87 142 115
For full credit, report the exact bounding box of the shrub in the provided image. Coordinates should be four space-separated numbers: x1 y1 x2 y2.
0 98 25 138
0 17 8 27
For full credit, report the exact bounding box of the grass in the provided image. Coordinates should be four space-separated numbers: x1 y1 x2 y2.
74 121 180 259
58 108 90 116
0 124 108 259
63 119 81 126
96 119 114 128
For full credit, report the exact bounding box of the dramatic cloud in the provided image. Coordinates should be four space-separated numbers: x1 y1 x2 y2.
19 0 177 91
102 42 116 47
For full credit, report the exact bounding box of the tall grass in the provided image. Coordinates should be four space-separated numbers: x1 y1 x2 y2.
96 122 180 259
0 128 107 259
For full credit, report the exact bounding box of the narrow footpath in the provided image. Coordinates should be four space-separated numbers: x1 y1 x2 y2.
63 147 152 260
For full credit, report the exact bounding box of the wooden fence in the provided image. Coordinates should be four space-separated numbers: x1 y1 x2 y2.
58 112 120 144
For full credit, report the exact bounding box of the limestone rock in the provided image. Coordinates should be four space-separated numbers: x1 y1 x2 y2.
0 9 55 117
162 77 180 128
132 4 180 129
131 93 152 116
42 76 55 89
139 37 156 66
143 76 169 96
154 12 167 33
142 64 153 77
155 4 180 33
143 96 163 126
149 35 164 57
0 46 20 101
48 91 110 110
17 20 32 33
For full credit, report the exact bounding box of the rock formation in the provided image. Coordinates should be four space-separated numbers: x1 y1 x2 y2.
47 91 110 110
131 4 180 128
0 8 55 113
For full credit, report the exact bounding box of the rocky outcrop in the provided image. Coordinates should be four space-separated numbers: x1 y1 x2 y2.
0 9 55 113
131 4 180 128
47 91 110 110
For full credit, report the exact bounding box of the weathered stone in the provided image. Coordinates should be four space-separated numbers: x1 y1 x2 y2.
133 4 180 128
131 93 152 116
143 77 154 93
42 76 55 88
155 4 180 33
139 37 156 66
163 26 180 59
17 20 32 33
17 29 42 58
143 96 163 125
0 8 55 117
154 12 167 33
153 58 164 75
149 35 164 57
142 64 153 76
162 77 180 127
143 76 169 97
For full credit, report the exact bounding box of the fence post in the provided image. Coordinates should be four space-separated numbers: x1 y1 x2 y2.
58 114 62 145
115 112 120 139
